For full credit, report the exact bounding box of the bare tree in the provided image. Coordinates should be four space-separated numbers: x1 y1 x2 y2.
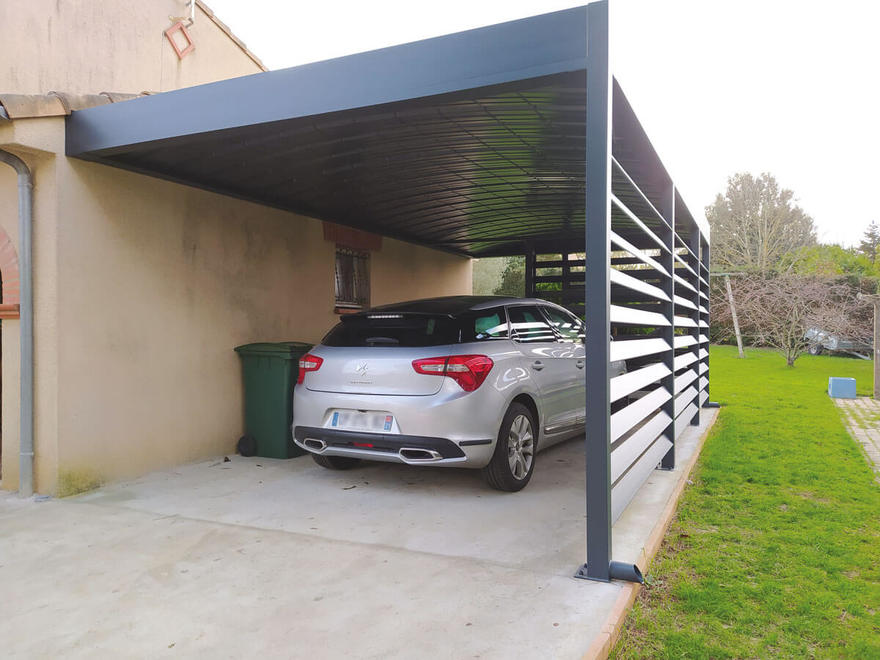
730 274 867 366
706 173 817 275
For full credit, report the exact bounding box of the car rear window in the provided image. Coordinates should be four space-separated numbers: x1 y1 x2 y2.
322 308 509 347
323 314 460 347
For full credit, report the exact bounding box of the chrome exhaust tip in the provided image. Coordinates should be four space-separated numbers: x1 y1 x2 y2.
399 447 442 462
303 438 327 452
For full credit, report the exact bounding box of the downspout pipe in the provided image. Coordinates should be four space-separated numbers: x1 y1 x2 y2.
0 149 34 497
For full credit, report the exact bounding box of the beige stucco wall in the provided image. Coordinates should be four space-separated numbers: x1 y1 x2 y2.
0 121 63 493
1 116 472 494
53 161 470 491
0 0 264 96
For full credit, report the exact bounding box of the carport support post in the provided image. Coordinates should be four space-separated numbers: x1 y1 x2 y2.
578 0 612 583
660 186 676 469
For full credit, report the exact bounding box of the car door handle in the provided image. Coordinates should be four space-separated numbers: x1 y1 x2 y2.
575 360 585 369
531 360 545 371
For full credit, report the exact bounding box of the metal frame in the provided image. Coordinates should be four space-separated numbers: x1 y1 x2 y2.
64 1 710 583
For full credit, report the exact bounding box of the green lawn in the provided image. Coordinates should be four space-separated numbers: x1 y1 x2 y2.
612 345 880 659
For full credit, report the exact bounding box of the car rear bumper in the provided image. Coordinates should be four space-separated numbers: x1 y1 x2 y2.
293 425 491 466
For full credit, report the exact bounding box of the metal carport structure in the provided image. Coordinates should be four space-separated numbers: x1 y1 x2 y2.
65 1 710 583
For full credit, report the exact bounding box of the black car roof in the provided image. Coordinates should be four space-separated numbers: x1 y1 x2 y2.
356 295 558 317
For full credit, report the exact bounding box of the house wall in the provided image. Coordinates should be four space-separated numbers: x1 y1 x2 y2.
0 0 264 96
1 118 471 493
0 122 63 493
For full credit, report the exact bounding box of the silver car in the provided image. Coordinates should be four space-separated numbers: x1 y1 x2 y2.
292 296 621 491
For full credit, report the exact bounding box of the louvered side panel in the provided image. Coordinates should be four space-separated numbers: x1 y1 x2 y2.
610 410 672 483
610 338 671 362
674 386 698 416
610 363 671 402
674 402 699 437
611 435 673 522
610 305 671 327
610 387 671 442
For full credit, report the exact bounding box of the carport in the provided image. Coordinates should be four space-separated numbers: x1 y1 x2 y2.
65 1 710 583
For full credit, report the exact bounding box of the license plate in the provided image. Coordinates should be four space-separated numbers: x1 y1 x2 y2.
329 410 394 432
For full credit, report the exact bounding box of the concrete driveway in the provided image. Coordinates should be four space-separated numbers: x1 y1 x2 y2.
0 412 716 659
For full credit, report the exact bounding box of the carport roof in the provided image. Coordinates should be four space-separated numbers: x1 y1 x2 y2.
65 5 701 257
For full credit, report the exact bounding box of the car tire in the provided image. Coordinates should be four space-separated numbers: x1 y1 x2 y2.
808 344 823 356
311 454 362 470
482 402 537 492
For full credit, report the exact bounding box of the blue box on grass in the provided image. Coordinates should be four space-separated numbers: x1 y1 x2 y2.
828 377 857 399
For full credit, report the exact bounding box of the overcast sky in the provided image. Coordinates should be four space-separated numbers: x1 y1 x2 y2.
204 0 880 247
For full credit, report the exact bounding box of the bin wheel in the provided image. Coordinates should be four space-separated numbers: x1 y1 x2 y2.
237 435 257 457
312 454 362 470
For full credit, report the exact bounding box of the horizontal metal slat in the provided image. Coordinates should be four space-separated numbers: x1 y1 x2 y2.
609 231 669 277
674 294 698 310
698 320 709 328
674 273 697 294
699 305 709 314
674 386 697 416
610 337 671 362
611 157 672 230
698 362 708 375
674 353 698 371
699 390 708 406
610 387 671 442
698 334 709 344
610 268 671 302
698 348 708 360
674 238 698 262
674 335 697 349
611 194 669 254
674 402 699 437
611 409 672 483
610 304 671 327
674 252 699 279
699 376 708 391
610 363 671 403
675 369 698 392
699 290 708 300
674 316 698 328
611 434 672 522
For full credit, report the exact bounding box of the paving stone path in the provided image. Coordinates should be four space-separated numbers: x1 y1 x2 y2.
834 397 880 483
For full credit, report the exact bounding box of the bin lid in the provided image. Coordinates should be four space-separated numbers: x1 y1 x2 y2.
234 341 313 358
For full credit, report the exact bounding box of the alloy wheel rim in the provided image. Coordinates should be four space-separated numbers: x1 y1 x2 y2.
507 414 534 480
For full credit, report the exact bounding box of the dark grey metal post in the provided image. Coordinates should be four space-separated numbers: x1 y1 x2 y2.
524 248 536 298
659 186 676 469
701 240 712 405
688 214 702 426
578 0 612 582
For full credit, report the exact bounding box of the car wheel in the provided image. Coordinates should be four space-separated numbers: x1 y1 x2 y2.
808 344 823 356
312 454 362 470
483 402 537 492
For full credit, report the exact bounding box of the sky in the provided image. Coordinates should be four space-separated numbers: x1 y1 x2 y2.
204 0 880 247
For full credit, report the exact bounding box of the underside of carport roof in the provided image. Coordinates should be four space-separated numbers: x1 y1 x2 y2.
66 1 711 582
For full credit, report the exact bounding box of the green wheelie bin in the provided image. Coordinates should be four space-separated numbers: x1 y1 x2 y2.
234 341 313 459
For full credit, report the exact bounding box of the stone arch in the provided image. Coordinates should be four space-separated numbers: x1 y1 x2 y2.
0 224 19 316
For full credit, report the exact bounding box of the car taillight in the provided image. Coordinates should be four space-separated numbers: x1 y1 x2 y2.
412 355 494 392
297 353 323 384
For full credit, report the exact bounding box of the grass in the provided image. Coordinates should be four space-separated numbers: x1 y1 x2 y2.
612 345 880 659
